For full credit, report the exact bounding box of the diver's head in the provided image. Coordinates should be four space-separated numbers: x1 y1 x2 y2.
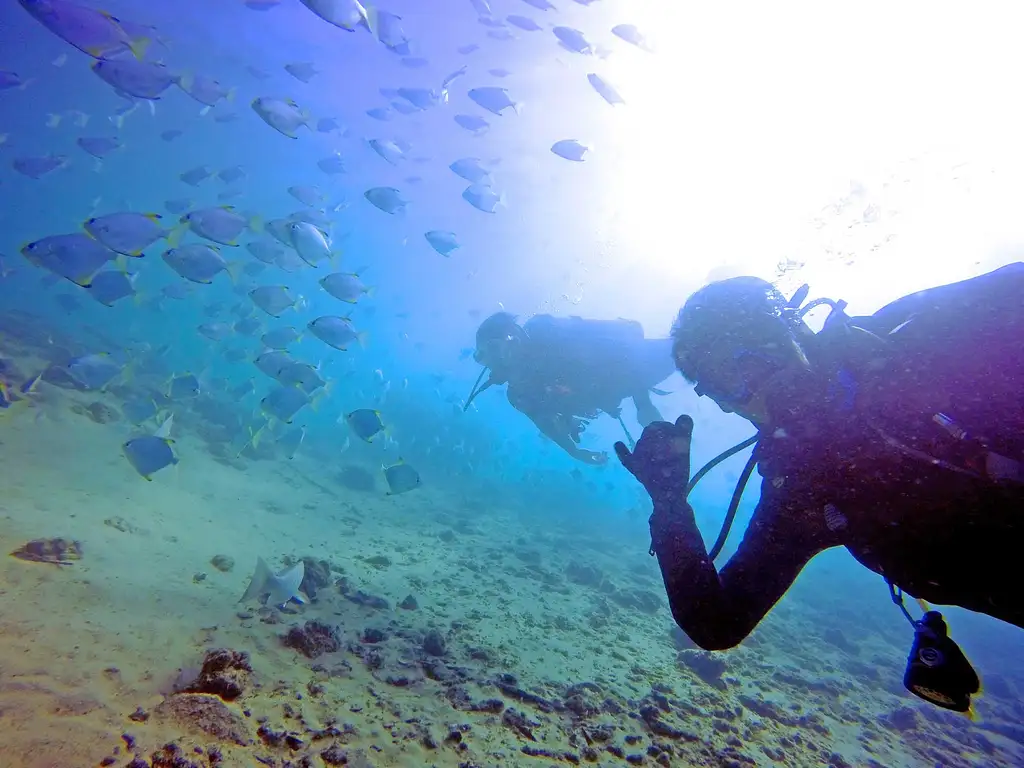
474 312 525 382
671 276 809 425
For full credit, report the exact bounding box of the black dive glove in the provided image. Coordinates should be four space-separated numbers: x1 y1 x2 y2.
614 415 694 505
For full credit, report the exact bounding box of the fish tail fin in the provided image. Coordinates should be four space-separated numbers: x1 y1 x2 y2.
165 223 186 247
357 2 372 31
365 5 381 38
357 331 369 348
248 215 264 233
225 261 245 284
512 100 524 116
239 556 272 603
364 285 376 297
19 372 44 397
128 36 152 62
226 87 237 103
199 105 212 117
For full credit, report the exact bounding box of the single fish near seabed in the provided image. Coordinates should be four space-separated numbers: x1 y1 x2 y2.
347 408 384 442
122 416 178 481
239 557 306 607
383 459 420 494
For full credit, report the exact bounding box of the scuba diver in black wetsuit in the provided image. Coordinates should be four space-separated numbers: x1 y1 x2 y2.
465 312 675 464
614 263 1024 713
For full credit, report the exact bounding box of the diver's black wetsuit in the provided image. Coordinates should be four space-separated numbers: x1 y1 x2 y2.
506 315 673 458
649 264 1024 649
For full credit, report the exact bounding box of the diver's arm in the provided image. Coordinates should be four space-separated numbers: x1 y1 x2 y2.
533 413 604 464
617 416 832 649
650 477 828 650
509 387 604 463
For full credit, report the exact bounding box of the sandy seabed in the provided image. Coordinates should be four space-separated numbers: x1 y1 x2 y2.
1 342 1022 768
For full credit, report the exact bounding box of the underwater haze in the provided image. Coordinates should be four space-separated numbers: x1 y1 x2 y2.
1 1 1023 766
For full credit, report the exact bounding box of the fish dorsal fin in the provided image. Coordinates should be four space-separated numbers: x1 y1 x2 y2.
154 414 173 439
239 556 272 603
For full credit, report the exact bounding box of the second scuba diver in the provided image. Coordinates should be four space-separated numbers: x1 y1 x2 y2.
466 312 674 464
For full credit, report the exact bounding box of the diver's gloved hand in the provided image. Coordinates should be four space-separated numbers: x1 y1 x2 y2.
614 415 693 504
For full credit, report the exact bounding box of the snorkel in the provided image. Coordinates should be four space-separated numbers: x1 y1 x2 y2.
463 367 494 411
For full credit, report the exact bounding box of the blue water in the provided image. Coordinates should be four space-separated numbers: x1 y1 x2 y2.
2 2 1023 767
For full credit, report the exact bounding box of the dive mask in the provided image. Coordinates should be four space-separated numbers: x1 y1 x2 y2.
691 347 791 408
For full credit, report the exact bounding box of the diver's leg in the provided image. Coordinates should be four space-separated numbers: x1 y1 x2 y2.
633 390 662 427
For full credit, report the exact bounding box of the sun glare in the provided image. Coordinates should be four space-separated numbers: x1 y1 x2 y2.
592 1 1024 316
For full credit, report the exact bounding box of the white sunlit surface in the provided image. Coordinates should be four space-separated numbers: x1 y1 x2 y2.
556 1 1024 330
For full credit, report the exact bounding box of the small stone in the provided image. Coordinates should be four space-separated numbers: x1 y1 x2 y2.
10 537 83 565
211 555 235 572
282 620 341 659
298 557 332 599
193 572 207 583
181 649 253 701
886 706 921 732
422 628 446 657
83 400 120 424
321 744 348 765
399 594 418 610
129 707 149 722
104 516 143 535
362 627 387 644
153 694 249 746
